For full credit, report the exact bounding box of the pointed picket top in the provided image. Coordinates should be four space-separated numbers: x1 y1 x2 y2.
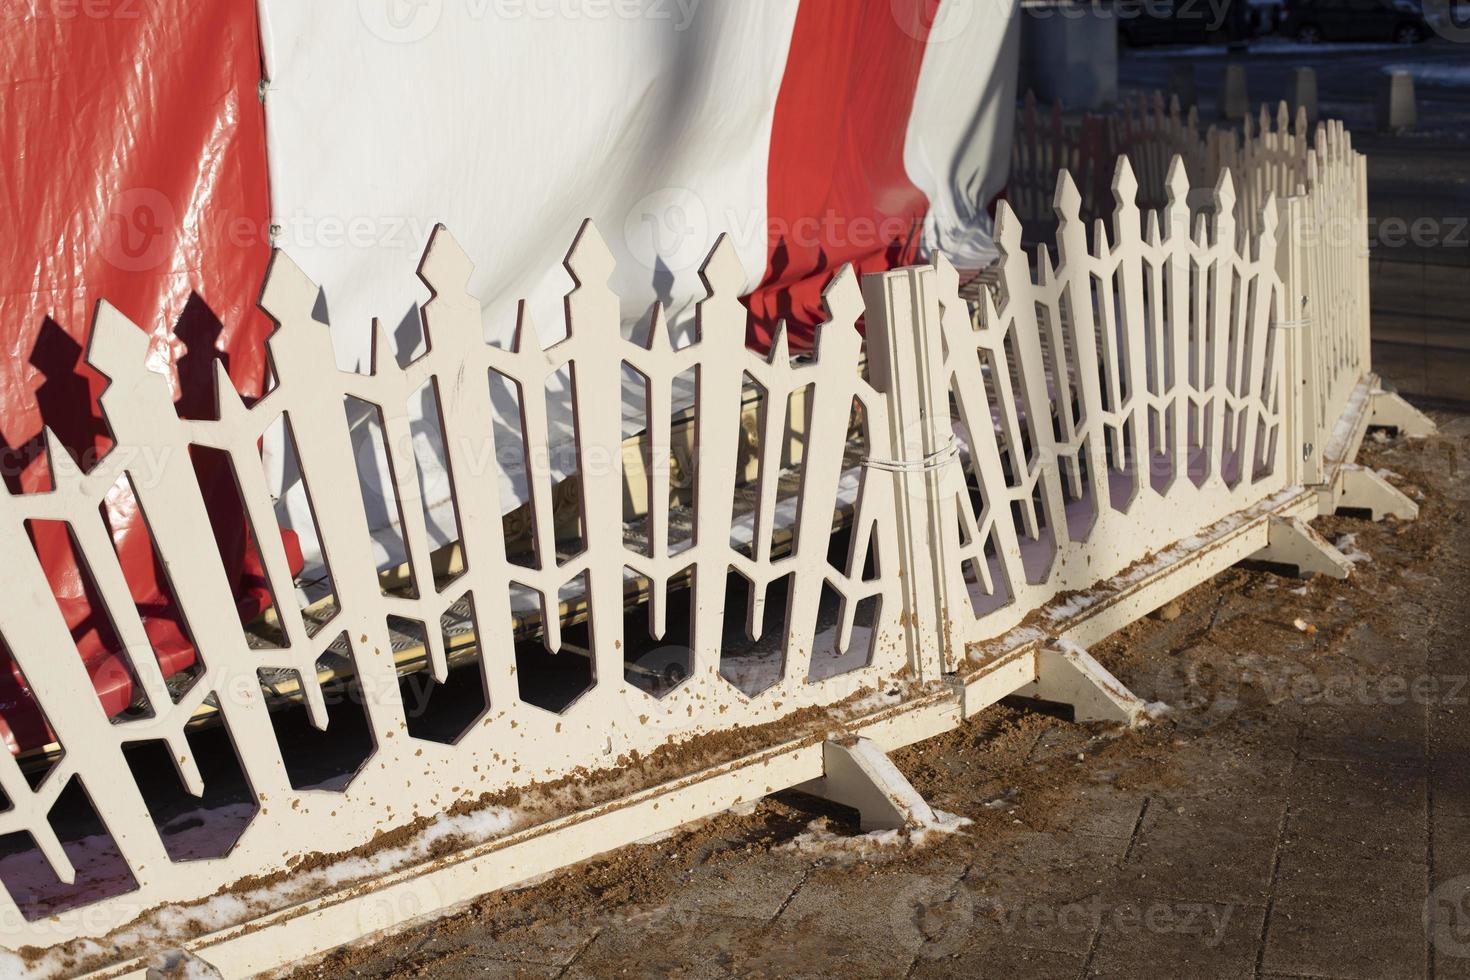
934 251 960 306
42 427 86 495
510 301 545 355
1214 168 1237 218
1052 168 1083 227
765 318 792 370
1294 104 1308 138
643 301 671 354
1275 100 1290 137
417 223 475 300
1035 243 1053 289
563 218 615 290
1144 207 1162 248
257 248 321 330
368 317 400 377
1192 210 1210 249
1165 155 1191 209
977 282 1002 338
1093 218 1112 261
1258 103 1271 138
213 359 249 426
993 199 1023 257
1112 156 1139 211
1259 190 1280 245
85 300 149 384
697 232 745 302
818 262 862 336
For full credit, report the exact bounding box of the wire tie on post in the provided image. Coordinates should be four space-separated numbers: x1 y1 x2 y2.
862 438 959 474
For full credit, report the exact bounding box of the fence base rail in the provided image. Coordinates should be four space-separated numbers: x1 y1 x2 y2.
80 365 1395 979
1 102 1429 975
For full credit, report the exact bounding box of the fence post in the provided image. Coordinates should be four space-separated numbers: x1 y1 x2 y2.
860 266 961 681
1277 192 1323 486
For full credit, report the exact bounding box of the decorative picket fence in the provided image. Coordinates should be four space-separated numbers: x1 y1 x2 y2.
945 159 1288 651
0 117 1407 975
1008 91 1371 484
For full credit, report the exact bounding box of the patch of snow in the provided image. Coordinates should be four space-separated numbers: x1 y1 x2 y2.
780 809 971 858
1333 532 1372 564
16 805 521 980
1144 701 1172 720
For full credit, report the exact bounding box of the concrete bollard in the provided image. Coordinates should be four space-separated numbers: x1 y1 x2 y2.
1290 67 1318 131
1221 63 1249 120
1377 71 1416 131
1169 64 1197 111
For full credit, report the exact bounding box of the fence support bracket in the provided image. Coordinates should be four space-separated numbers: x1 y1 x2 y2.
1370 388 1436 438
1011 643 1147 727
1335 464 1419 521
793 737 937 831
1252 515 1353 579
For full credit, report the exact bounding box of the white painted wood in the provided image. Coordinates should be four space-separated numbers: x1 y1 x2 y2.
1370 389 1436 438
1251 514 1353 579
1336 464 1419 521
941 154 1289 651
0 104 1400 970
1011 642 1146 727
0 222 913 953
793 737 938 832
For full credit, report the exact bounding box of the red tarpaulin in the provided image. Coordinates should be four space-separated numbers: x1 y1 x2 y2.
0 1 279 750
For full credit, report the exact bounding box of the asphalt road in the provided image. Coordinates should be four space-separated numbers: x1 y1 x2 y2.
1119 36 1470 135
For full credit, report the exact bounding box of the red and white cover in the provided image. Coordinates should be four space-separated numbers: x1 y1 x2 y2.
0 0 1018 739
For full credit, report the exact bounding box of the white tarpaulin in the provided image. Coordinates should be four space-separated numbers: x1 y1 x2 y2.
255 0 1019 574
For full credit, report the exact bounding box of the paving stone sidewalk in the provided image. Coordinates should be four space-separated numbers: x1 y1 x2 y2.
302 411 1470 980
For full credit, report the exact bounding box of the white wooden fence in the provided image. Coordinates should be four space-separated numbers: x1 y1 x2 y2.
0 116 1390 974
1008 92 1371 486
